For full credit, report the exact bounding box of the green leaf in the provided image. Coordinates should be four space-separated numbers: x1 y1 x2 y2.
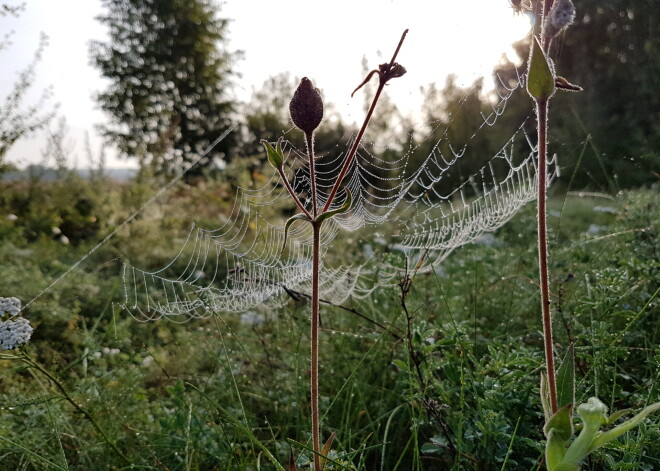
261 138 285 169
544 404 573 470
556 343 575 410
527 36 555 101
281 213 310 253
544 404 574 441
540 372 552 421
316 188 352 224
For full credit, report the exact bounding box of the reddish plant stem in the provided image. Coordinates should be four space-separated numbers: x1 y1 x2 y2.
277 167 312 220
536 98 558 414
321 84 385 214
311 221 321 471
307 133 319 218
322 30 408 213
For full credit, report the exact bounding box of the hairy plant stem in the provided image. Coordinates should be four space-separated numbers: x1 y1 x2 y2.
322 29 408 213
536 98 558 414
311 220 322 471
283 30 407 470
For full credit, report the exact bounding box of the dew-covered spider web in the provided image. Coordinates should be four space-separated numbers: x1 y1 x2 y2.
121 75 558 321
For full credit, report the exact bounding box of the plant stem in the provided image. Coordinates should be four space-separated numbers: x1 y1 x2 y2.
277 166 312 220
307 133 319 218
311 220 322 471
322 30 408 213
536 98 558 414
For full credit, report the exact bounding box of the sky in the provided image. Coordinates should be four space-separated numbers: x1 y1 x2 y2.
0 0 532 169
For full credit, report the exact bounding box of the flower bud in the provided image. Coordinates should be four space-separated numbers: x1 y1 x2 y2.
289 77 324 135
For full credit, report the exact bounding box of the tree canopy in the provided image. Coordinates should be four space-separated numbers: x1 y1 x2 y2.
496 0 660 189
90 0 239 176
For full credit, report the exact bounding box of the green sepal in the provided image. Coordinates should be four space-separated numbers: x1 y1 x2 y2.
544 404 574 470
316 188 352 224
556 343 575 411
544 404 574 441
555 76 583 92
261 138 285 169
604 408 633 426
540 372 552 421
561 397 608 466
281 213 310 253
527 35 555 101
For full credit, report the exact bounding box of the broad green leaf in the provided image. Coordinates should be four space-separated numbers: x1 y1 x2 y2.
544 404 573 470
261 138 285 168
316 188 352 223
544 404 574 441
527 36 555 101
556 343 575 410
281 213 310 253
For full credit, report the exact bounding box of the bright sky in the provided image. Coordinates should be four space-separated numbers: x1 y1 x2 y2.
0 0 531 168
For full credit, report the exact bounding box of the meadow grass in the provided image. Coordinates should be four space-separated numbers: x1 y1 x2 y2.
1 172 657 470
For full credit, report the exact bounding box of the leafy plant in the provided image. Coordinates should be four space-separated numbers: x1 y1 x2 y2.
525 1 659 468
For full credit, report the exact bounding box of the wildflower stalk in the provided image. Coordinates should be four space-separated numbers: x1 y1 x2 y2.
536 98 558 413
322 29 408 213
267 30 408 470
310 220 321 470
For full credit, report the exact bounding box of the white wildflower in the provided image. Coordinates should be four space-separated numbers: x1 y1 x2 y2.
0 297 21 318
0 317 33 350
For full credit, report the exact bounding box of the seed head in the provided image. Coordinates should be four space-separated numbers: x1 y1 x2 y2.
289 77 324 135
545 0 576 39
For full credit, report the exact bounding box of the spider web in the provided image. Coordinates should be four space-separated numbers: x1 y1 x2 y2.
121 76 557 321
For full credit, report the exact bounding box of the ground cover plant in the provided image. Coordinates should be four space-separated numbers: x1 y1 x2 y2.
1 1 659 469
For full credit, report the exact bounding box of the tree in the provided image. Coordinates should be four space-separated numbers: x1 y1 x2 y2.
1 4 55 172
90 0 239 176
495 0 660 189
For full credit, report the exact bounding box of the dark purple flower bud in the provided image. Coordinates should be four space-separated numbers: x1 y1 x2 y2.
289 77 324 135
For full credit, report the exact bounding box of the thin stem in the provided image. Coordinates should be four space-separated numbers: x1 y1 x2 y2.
322 29 408 213
277 167 312 220
536 99 558 414
540 0 556 49
307 132 319 218
311 221 322 471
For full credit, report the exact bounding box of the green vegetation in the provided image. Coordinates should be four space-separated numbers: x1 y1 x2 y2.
2 1 659 469
1 170 657 469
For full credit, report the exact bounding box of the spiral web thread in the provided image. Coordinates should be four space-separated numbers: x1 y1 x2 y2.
121 77 558 321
